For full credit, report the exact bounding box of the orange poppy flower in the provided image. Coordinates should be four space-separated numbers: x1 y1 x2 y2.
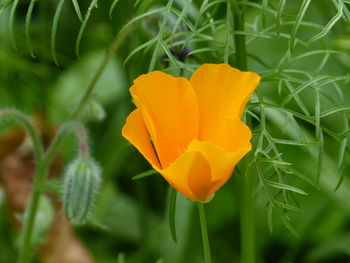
122 64 260 202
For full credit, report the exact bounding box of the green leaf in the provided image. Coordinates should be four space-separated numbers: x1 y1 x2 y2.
334 134 348 191
124 37 158 65
272 139 321 147
72 0 83 22
25 0 37 57
276 0 286 37
51 0 66 66
289 0 311 54
168 187 177 243
267 202 274 234
109 0 120 19
119 7 166 35
278 166 319 189
278 212 300 238
273 201 303 213
308 3 343 44
9 0 20 49
264 180 308 196
76 0 99 58
170 0 193 37
132 169 157 180
261 0 268 28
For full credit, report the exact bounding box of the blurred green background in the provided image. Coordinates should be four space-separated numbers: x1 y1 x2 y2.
1 0 350 262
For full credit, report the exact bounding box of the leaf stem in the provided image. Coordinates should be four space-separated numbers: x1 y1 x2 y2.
197 202 211 263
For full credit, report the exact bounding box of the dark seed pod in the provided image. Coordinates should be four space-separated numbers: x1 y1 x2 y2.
62 156 101 225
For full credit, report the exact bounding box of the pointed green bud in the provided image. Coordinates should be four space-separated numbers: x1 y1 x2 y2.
62 156 101 225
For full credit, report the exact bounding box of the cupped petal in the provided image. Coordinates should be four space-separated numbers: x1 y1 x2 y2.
157 139 251 202
157 150 212 201
122 109 161 169
131 71 199 168
190 64 260 142
210 117 252 153
187 140 251 195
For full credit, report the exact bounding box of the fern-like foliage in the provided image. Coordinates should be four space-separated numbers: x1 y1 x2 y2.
120 0 350 235
1 0 350 237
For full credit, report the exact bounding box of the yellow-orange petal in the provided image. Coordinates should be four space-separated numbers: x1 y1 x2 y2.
187 140 251 195
122 109 161 169
157 150 212 201
131 71 199 169
210 117 252 153
157 139 251 202
190 64 260 142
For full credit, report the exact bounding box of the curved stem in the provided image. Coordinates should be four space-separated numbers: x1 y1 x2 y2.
18 121 89 263
197 202 211 263
48 121 89 158
0 109 43 163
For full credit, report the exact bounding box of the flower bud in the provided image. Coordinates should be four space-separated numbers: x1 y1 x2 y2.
62 156 101 225
81 100 106 122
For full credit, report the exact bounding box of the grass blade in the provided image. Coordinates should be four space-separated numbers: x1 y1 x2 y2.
168 187 177 243
308 4 342 44
289 0 311 54
51 0 66 66
276 0 286 37
76 0 99 58
170 0 192 37
25 0 37 57
109 0 120 19
273 201 303 213
264 180 308 195
279 212 300 237
9 0 20 49
72 0 83 22
132 169 157 180
124 37 157 65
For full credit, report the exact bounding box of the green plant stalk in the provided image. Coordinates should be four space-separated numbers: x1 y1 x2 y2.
18 159 48 263
233 0 247 71
0 110 43 162
240 163 255 263
18 122 89 263
197 202 211 263
232 1 255 262
70 26 133 120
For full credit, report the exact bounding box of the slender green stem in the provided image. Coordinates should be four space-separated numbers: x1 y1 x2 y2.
48 122 90 158
18 159 48 263
70 26 132 119
17 121 89 263
232 1 255 262
232 0 247 71
240 164 255 263
0 109 43 163
197 202 211 263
